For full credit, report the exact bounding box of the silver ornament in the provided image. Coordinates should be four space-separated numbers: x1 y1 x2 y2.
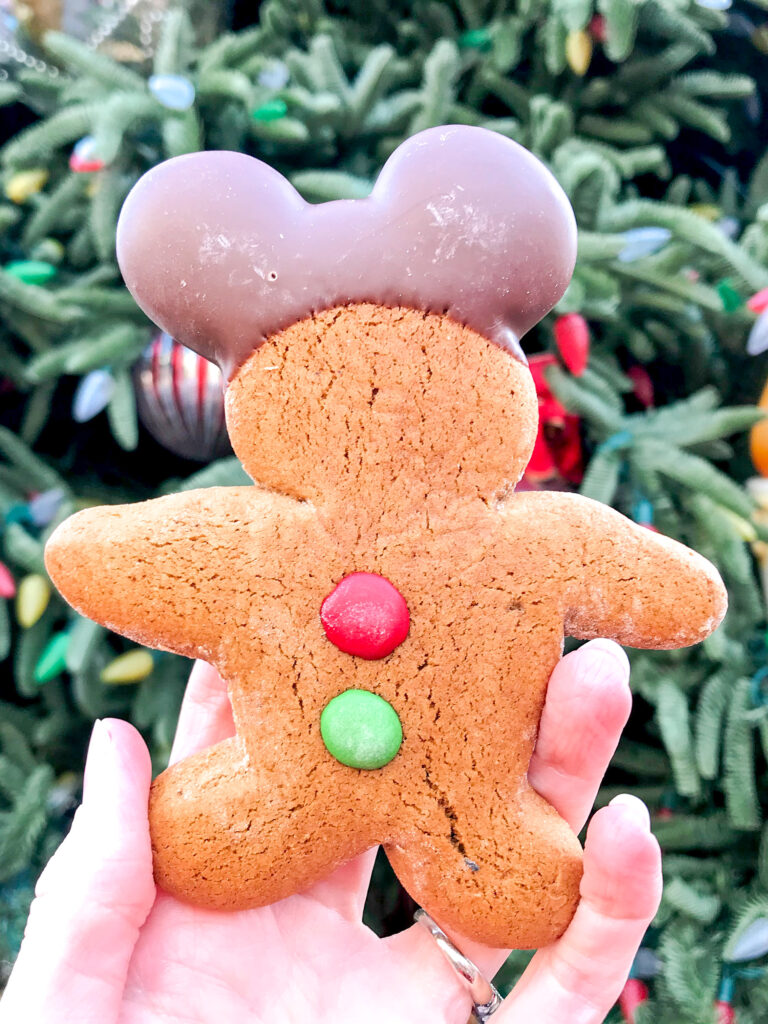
727 917 768 963
132 333 231 461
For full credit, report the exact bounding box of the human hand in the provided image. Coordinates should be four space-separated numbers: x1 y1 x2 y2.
0 639 660 1024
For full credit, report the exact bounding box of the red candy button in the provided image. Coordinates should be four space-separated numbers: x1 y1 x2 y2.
320 572 409 659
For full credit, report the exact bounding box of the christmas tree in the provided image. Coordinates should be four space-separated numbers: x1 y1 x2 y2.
2 1 768 1019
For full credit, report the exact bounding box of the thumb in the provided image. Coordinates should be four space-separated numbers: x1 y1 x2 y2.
0 719 156 1024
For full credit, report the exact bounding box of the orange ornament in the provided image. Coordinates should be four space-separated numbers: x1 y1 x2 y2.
750 375 768 476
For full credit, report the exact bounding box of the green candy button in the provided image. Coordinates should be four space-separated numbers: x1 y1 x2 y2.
320 689 402 770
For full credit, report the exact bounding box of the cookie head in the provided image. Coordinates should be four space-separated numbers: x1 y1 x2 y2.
223 304 538 504
117 126 575 502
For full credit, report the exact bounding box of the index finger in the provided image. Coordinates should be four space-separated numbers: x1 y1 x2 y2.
168 659 235 764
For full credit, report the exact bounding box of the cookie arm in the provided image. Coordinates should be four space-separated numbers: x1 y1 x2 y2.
505 492 727 649
45 488 267 660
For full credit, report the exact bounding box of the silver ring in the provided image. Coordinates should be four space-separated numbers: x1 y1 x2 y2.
414 909 503 1022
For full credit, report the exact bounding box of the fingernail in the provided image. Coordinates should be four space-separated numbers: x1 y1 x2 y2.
82 718 117 805
610 793 651 828
580 639 630 684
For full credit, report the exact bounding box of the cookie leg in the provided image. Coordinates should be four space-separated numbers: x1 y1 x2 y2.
150 737 375 910
385 784 583 949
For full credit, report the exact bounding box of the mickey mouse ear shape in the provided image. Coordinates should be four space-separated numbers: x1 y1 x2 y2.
117 127 576 379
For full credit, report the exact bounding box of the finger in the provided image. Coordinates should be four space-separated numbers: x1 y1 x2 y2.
499 795 661 1023
0 720 155 1024
169 659 235 764
528 638 631 833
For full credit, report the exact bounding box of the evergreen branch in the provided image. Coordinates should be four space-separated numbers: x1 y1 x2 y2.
14 609 55 698
249 117 310 144
197 70 253 106
410 39 461 134
641 0 716 55
0 765 53 883
1 103 102 167
153 7 191 77
577 231 627 262
633 98 679 140
694 669 733 780
290 170 372 201
0 270 82 324
93 94 164 164
307 35 351 98
546 365 624 433
613 262 725 311
579 115 654 146
107 369 139 451
664 876 721 924
0 82 22 107
614 43 699 91
653 812 738 849
364 91 423 134
578 449 621 505
169 457 251 494
3 523 45 574
0 722 36 774
42 32 145 92
198 27 264 73
630 404 765 448
656 92 730 143
21 174 87 248
529 96 572 157
55 287 143 315
25 323 146 381
659 923 719 1014
0 426 67 493
346 45 397 134
539 13 567 76
66 220 95 268
597 0 641 62
674 71 754 100
0 755 28 803
65 616 105 675
18 400 54 461
0 600 9 663
89 169 130 263
635 440 754 519
723 894 768 962
723 679 761 831
656 679 701 800
603 200 768 290
162 110 202 158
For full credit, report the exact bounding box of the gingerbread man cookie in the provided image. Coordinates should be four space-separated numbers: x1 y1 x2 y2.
45 126 727 949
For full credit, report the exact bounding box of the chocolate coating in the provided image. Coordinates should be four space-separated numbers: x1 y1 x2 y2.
117 126 576 378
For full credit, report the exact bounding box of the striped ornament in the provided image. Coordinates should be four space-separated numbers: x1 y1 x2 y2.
133 333 231 461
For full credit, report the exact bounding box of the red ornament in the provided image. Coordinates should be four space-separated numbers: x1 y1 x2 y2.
628 365 655 408
619 978 649 1023
716 1001 736 1024
524 354 583 485
747 287 768 315
321 572 410 659
589 14 607 42
0 560 16 599
554 313 590 376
